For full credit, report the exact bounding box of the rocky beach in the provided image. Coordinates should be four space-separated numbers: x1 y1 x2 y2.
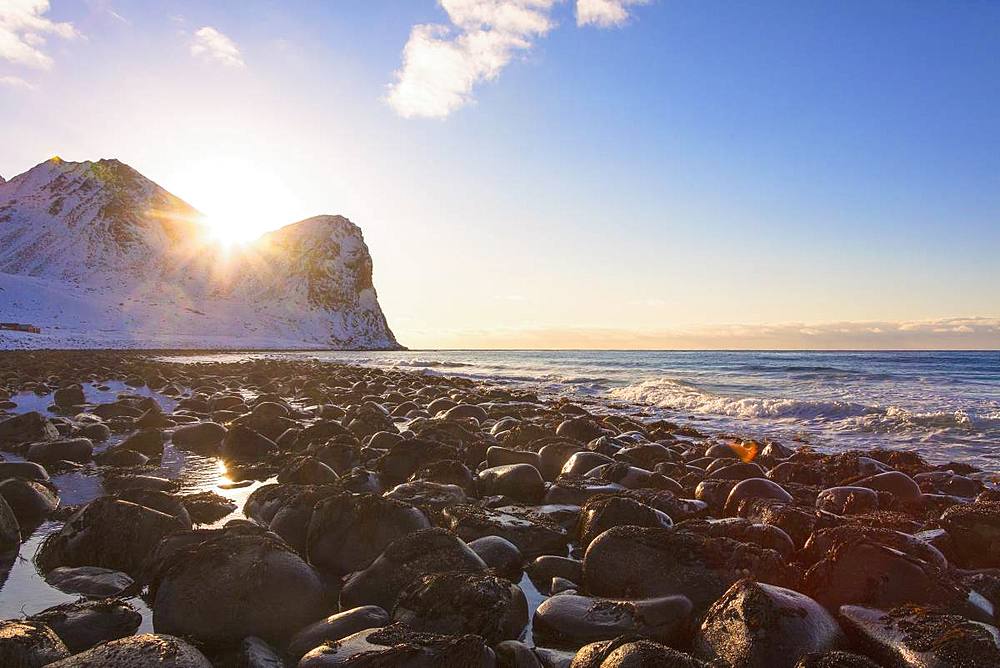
1 350 999 667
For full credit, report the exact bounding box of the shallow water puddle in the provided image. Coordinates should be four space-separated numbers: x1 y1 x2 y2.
0 380 270 630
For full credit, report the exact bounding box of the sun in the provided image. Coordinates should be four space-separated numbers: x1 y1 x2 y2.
166 156 306 246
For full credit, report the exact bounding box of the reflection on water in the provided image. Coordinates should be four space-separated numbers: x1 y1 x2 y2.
0 381 268 628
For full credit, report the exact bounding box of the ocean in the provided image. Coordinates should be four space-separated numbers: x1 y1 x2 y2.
175 350 1000 469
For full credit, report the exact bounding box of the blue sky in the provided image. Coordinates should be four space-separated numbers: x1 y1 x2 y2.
1 1 998 348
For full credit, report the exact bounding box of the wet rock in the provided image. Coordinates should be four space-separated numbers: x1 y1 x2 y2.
815 487 879 515
0 478 58 523
557 418 606 443
724 478 793 515
570 637 711 668
96 448 149 467
235 636 285 668
306 492 429 576
578 495 672 549
0 494 20 551
468 535 524 582
171 421 227 452
0 411 60 445
37 497 185 577
540 442 588 480
44 566 135 597
444 403 489 421
0 461 49 482
340 527 487 611
583 526 796 615
221 425 277 462
0 620 70 667
298 623 495 667
535 594 692 648
26 438 93 464
915 471 982 497
496 640 544 668
180 491 237 524
105 474 177 493
839 604 1000 667
288 605 390 660
54 385 85 407
940 501 1000 568
694 579 844 668
114 428 164 457
793 651 880 668
561 451 614 477
116 489 192 528
393 570 528 644
801 531 984 619
545 476 626 506
856 471 922 502
27 597 141 653
384 480 468 513
478 463 546 503
527 555 583 593
44 633 211 667
278 456 339 484
444 503 570 560
152 532 329 646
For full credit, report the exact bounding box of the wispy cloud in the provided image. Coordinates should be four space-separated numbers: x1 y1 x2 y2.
0 74 37 90
0 0 80 70
387 0 650 119
576 0 650 28
406 317 1000 350
190 26 245 68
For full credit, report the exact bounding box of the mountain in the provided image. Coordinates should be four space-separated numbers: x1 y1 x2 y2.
0 157 402 350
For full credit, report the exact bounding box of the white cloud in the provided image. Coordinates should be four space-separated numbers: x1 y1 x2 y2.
387 0 558 119
0 0 80 70
387 0 652 119
0 74 36 89
190 26 245 68
576 0 650 28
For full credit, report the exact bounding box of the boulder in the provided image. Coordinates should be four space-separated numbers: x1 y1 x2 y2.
288 606 391 660
306 492 429 576
27 598 141 653
535 594 692 648
392 571 528 644
694 579 844 668
152 532 329 646
0 620 70 667
44 633 211 667
37 497 185 577
44 566 134 598
340 528 487 611
298 624 495 667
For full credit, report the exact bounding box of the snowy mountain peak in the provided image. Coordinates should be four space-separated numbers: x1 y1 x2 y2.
0 158 401 350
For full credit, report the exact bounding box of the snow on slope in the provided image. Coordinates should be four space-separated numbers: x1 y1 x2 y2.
0 158 401 350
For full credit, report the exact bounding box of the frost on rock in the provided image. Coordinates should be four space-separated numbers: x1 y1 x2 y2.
0 158 402 350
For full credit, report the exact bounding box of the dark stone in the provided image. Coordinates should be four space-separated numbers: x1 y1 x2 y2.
152 532 329 646
288 605 391 660
839 604 1000 667
44 633 211 667
694 579 844 668
306 492 429 576
534 594 692 648
37 497 185 577
393 570 528 644
27 597 141 653
340 528 487 611
298 623 495 667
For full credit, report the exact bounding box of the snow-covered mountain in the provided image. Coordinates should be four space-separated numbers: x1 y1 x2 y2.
0 157 402 350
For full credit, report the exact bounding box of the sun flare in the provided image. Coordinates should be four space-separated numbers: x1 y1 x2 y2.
165 156 306 245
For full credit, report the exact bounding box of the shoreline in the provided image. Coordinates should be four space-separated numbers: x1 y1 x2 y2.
1 349 999 665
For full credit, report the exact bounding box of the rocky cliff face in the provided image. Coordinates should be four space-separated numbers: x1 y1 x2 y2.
0 158 401 350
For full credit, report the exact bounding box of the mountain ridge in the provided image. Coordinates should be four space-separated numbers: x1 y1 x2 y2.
0 157 403 350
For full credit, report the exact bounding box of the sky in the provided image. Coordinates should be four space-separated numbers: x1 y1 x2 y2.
1 0 998 349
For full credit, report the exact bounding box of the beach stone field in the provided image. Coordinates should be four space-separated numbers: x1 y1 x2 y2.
1 351 1000 667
